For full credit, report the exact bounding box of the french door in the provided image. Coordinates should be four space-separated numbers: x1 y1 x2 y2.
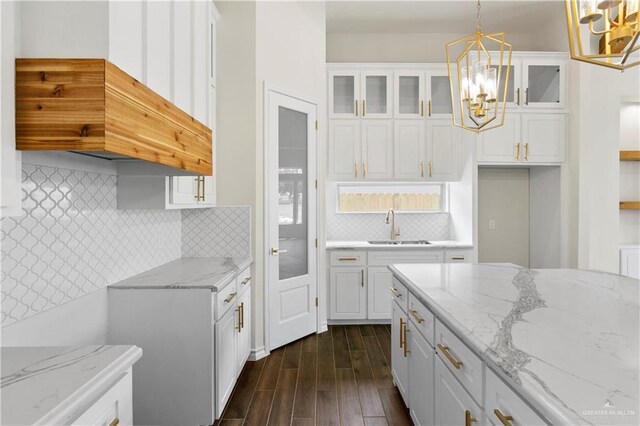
266 89 317 351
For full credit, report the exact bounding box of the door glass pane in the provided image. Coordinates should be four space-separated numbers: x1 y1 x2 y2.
490 64 514 103
430 76 452 114
278 106 308 280
528 65 560 103
366 75 387 114
399 76 419 114
333 75 355 114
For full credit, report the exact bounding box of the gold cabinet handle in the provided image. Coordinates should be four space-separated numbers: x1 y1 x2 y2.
516 88 520 106
524 143 529 161
437 343 464 369
338 257 358 261
242 276 251 286
516 143 521 160
235 305 242 331
428 100 432 117
390 287 401 297
525 88 529 105
225 292 237 304
451 256 465 261
399 318 405 348
420 161 424 178
361 269 365 287
494 409 514 426
355 99 358 116
420 100 424 117
362 99 366 117
362 162 366 177
409 309 424 324
402 320 410 357
109 418 120 426
201 176 206 201
354 162 358 177
240 302 245 330
194 177 201 200
428 161 432 178
465 410 478 426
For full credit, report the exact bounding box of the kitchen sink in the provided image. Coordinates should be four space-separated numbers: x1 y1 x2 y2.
367 240 431 245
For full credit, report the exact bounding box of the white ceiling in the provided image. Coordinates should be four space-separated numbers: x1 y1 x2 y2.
326 0 566 35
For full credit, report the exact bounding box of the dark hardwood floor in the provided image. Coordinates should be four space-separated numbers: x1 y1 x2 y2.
214 325 412 426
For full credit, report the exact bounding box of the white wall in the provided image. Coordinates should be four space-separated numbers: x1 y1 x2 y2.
216 1 326 353
327 30 567 63
570 64 640 273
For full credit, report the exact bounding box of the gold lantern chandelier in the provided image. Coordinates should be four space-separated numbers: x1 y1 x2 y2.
565 0 639 70
446 0 512 133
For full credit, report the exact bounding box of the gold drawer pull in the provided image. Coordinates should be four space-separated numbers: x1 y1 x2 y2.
451 256 465 261
465 410 478 426
224 292 237 304
389 287 401 297
437 343 463 369
338 257 358 261
494 409 514 426
409 309 424 324
242 277 251 285
354 162 358 177
420 161 424 178
109 418 120 426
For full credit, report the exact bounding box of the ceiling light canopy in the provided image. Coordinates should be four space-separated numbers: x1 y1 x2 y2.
446 0 512 133
565 0 640 70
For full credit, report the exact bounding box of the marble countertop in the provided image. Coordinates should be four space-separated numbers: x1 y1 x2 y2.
389 263 639 426
1 345 142 426
326 240 473 250
109 256 252 291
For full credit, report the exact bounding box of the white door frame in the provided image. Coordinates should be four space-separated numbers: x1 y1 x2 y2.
263 83 319 353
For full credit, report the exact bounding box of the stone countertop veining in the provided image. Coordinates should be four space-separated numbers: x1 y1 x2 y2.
1 345 142 426
389 263 639 426
326 240 473 250
109 256 252 291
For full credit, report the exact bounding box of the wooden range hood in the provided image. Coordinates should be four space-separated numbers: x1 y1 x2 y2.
15 58 212 175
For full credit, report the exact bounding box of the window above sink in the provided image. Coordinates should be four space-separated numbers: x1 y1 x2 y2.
336 183 445 213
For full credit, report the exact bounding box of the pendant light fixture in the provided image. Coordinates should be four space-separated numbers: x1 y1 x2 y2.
565 0 639 70
446 0 512 133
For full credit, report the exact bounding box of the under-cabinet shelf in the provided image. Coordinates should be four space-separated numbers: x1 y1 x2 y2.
620 151 640 161
620 202 640 210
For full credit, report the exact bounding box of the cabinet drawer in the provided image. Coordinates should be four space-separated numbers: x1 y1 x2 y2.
329 251 367 267
237 266 251 294
435 320 484 405
408 293 435 347
72 369 133 426
445 250 472 263
390 276 408 313
368 250 444 266
435 356 483 426
485 368 548 426
215 278 238 320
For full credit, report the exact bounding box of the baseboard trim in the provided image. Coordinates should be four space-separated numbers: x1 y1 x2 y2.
248 346 269 361
327 319 391 325
319 321 328 333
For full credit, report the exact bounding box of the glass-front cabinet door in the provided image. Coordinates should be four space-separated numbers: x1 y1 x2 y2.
425 68 453 117
360 70 393 119
522 59 565 109
489 61 520 109
329 69 360 119
394 71 425 119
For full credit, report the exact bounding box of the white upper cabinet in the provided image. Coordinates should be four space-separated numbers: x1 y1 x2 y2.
361 120 394 179
394 71 425 119
523 58 566 109
477 114 522 163
329 120 361 180
173 0 193 113
361 70 393 119
489 60 521 109
425 68 453 118
394 120 425 180
329 69 360 119
426 119 460 181
146 1 172 101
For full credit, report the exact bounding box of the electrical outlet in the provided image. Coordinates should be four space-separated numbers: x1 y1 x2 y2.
489 219 496 230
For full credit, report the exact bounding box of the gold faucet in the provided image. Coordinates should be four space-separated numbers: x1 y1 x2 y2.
385 209 401 240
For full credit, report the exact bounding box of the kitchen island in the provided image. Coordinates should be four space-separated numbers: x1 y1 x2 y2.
389 263 639 426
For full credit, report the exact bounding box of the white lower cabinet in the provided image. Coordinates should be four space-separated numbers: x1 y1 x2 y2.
329 267 367 320
391 300 409 404
435 356 483 426
367 267 393 319
408 325 435 426
216 302 238 417
485 367 546 426
237 287 252 370
72 369 133 426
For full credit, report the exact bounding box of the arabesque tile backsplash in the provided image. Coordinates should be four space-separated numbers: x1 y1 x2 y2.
1 160 251 328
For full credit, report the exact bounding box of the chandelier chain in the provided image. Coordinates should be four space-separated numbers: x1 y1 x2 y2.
476 0 481 33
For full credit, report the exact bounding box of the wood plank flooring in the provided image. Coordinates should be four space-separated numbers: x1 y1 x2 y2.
214 325 412 426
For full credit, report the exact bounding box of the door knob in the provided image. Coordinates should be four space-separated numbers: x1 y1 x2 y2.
270 248 288 255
